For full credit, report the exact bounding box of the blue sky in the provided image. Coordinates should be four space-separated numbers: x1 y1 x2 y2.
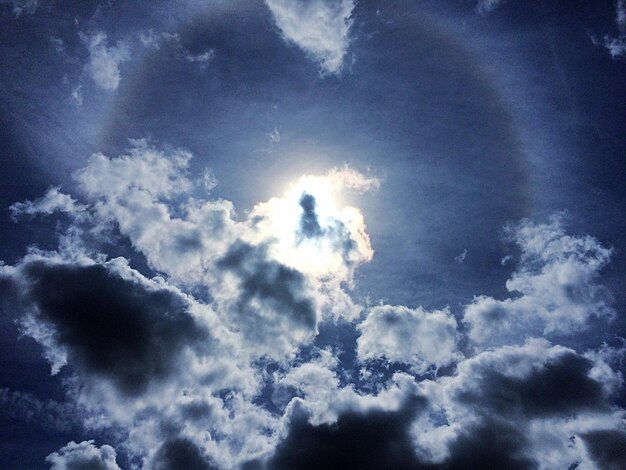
1 1 626 468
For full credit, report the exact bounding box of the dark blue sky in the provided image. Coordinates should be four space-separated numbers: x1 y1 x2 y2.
1 1 626 468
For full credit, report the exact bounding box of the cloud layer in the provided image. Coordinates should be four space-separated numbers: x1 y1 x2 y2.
2 142 624 469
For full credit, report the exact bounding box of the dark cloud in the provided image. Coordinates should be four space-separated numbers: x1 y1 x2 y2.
252 395 540 470
297 193 323 239
258 396 428 470
444 419 536 470
218 241 316 329
456 351 607 418
581 430 626 470
17 261 208 396
151 438 217 470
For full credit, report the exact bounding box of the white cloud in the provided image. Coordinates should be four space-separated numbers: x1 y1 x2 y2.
265 0 356 74
81 31 130 91
10 187 85 220
357 305 460 373
46 440 120 470
6 140 625 469
464 215 614 345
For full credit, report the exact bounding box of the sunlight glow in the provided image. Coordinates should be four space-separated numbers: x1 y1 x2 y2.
248 169 376 279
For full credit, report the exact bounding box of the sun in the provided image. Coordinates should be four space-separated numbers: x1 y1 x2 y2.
247 170 375 279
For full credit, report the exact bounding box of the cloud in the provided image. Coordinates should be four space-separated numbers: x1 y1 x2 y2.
475 0 507 15
8 258 216 396
9 187 85 220
46 440 120 470
264 0 356 74
581 429 626 469
0 0 40 17
0 388 79 433
150 438 218 470
413 339 625 468
464 215 614 345
603 0 626 58
4 140 625 469
261 396 427 470
357 305 460 374
215 240 318 358
80 32 130 91
184 49 216 69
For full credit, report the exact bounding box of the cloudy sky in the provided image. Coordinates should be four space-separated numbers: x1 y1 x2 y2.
1 0 626 468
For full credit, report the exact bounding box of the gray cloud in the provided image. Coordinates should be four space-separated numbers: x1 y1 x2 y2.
46 440 120 470
10 259 212 396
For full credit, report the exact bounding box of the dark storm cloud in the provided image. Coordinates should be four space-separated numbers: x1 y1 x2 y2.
14 260 208 396
218 241 316 329
151 438 217 470
444 418 535 470
456 351 607 418
256 396 428 470
252 394 540 470
581 429 626 470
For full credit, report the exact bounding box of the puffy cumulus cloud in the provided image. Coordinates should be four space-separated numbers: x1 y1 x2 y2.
2 141 382 467
46 440 120 470
214 241 318 358
357 305 460 374
2 252 278 468
7 258 219 396
80 31 130 91
464 216 614 345
413 339 625 469
264 0 356 74
5 140 626 468
68 142 373 352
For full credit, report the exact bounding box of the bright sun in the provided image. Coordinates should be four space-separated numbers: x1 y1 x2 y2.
248 169 376 279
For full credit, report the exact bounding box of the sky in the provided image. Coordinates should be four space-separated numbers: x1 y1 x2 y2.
1 0 626 468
